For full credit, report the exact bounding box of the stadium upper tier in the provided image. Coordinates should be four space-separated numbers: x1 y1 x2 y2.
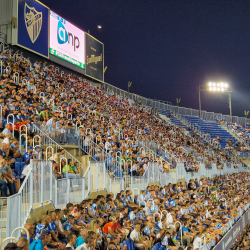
0 44 246 179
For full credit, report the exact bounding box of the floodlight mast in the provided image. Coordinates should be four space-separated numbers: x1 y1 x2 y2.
198 82 232 122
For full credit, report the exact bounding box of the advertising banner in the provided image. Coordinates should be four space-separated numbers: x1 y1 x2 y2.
17 0 49 58
50 11 85 69
213 208 250 250
85 33 104 82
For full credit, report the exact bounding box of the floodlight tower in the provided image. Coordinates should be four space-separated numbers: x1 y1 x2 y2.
198 82 232 121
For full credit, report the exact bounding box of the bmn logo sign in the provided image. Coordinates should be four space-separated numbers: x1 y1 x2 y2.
24 2 42 43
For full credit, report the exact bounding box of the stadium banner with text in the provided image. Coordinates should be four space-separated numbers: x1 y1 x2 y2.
85 33 104 82
213 207 250 250
17 0 49 58
50 10 85 69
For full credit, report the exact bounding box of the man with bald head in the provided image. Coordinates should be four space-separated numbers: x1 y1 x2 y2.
23 223 35 244
2 124 11 136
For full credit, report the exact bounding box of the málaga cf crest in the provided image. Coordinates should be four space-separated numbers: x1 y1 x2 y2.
24 3 42 43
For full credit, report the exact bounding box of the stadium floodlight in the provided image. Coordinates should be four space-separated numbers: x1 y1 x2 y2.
198 82 232 121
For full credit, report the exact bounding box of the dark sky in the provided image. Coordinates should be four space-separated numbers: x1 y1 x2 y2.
42 0 250 117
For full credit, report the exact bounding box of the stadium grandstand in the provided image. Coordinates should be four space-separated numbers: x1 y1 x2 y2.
0 1 250 250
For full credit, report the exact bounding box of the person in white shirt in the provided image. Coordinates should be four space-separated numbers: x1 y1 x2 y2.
21 162 31 179
2 133 11 146
130 224 150 250
193 232 203 249
205 209 211 219
66 234 76 250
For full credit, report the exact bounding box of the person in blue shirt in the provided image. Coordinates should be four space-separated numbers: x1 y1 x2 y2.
34 215 49 240
47 211 60 244
23 146 34 162
29 228 51 250
181 221 194 247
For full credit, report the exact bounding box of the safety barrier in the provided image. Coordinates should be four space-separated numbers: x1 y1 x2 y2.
103 82 250 126
32 124 84 176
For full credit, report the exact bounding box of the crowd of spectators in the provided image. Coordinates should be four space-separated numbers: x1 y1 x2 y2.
3 172 250 250
0 42 248 196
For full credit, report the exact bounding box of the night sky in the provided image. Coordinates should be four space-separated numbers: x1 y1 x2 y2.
41 0 250 117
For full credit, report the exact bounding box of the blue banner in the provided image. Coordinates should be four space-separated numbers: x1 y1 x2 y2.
18 0 49 58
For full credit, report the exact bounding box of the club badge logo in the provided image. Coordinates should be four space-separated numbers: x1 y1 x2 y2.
24 2 42 43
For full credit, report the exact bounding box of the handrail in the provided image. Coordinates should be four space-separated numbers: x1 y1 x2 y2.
0 237 18 250
160 210 168 220
60 157 67 174
153 212 161 222
132 188 139 203
33 124 84 175
19 124 28 152
7 114 14 138
33 135 41 148
174 221 183 247
11 227 29 241
46 146 54 160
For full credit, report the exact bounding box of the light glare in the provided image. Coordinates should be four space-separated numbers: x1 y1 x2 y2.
209 87 213 91
208 82 213 86
213 87 216 91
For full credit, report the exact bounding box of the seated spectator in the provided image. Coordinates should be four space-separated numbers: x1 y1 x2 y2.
75 236 95 250
23 223 35 244
2 124 11 136
0 167 7 196
62 159 78 179
0 158 16 195
23 146 34 162
29 228 52 250
130 223 150 250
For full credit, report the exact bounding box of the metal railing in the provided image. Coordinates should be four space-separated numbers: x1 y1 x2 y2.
103 82 250 126
0 158 248 243
32 124 84 176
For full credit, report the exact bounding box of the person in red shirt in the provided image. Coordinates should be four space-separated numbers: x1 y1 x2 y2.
102 217 117 238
